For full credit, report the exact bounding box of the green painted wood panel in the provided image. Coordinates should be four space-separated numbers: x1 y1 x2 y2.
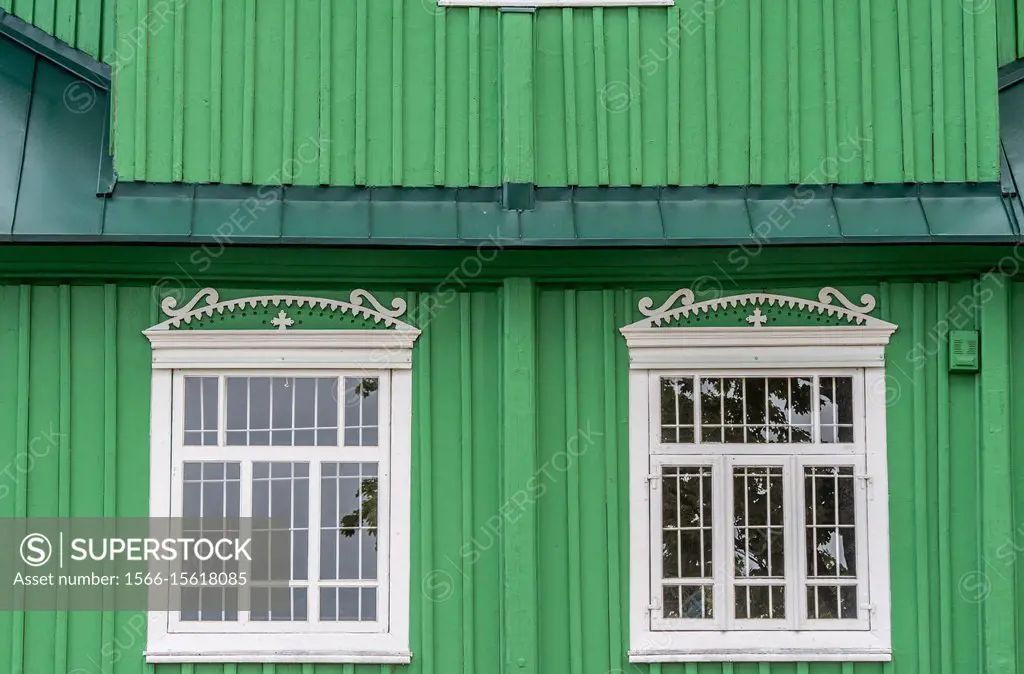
0 0 113 61
0 247 1018 673
112 0 503 185
109 2 1000 186
996 0 1024 64
532 0 999 185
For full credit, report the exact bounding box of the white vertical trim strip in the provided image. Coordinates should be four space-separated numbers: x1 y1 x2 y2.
785 456 800 630
148 369 174 651
308 459 321 626
863 367 892 640
387 369 412 648
723 456 736 631
629 370 651 647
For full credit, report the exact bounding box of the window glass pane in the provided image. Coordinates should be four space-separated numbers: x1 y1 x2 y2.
791 378 813 442
180 587 239 623
744 378 766 428
181 461 241 519
184 376 219 446
249 377 271 430
343 378 380 447
660 377 695 443
250 461 310 622
661 466 713 619
225 377 339 446
319 586 379 623
804 466 858 620
271 378 293 445
735 585 786 620
733 465 785 619
806 584 859 620
700 378 722 442
180 461 241 622
250 587 307 622
225 377 247 428
361 587 378 621
819 377 855 443
663 585 713 620
698 377 813 444
294 378 317 431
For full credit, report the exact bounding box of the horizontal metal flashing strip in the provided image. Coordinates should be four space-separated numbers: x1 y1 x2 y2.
0 8 109 90
5 182 1021 247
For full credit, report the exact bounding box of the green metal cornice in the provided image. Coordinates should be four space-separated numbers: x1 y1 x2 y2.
11 182 1013 247
0 245 1018 285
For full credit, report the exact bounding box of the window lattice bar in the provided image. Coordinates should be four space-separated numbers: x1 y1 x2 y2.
661 465 713 620
732 465 786 620
804 466 858 620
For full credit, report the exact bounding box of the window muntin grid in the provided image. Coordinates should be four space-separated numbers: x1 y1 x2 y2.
653 457 866 631
661 465 713 620
343 378 380 447
650 370 868 634
804 466 858 619
180 461 241 622
658 374 855 448
732 466 786 620
660 378 695 443
171 371 390 634
225 377 340 447
819 377 855 444
250 462 310 622
320 462 379 622
701 377 812 444
184 377 219 446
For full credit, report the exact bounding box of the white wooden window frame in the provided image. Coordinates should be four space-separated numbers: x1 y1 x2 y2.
143 289 419 664
622 288 896 663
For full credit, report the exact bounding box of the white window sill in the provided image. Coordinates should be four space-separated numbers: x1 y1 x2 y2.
146 651 412 664
629 631 892 663
146 632 412 664
630 649 892 663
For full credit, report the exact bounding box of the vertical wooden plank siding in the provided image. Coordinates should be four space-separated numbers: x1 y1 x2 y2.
11 286 29 674
413 290 434 674
501 13 534 185
978 275 1017 673
501 278 538 674
53 285 70 674
458 295 475 674
106 0 999 186
0 272 1018 674
240 0 256 184
935 282 952 674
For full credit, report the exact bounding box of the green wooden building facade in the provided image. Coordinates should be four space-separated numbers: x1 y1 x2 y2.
1 0 1023 673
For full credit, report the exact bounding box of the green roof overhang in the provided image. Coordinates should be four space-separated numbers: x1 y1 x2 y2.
8 182 1014 247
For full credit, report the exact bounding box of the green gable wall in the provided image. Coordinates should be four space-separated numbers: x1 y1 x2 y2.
997 0 1024 65
0 245 1018 673
109 0 1001 187
0 0 112 61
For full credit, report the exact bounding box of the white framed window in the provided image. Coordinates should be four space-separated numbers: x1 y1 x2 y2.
143 288 419 664
621 288 897 662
